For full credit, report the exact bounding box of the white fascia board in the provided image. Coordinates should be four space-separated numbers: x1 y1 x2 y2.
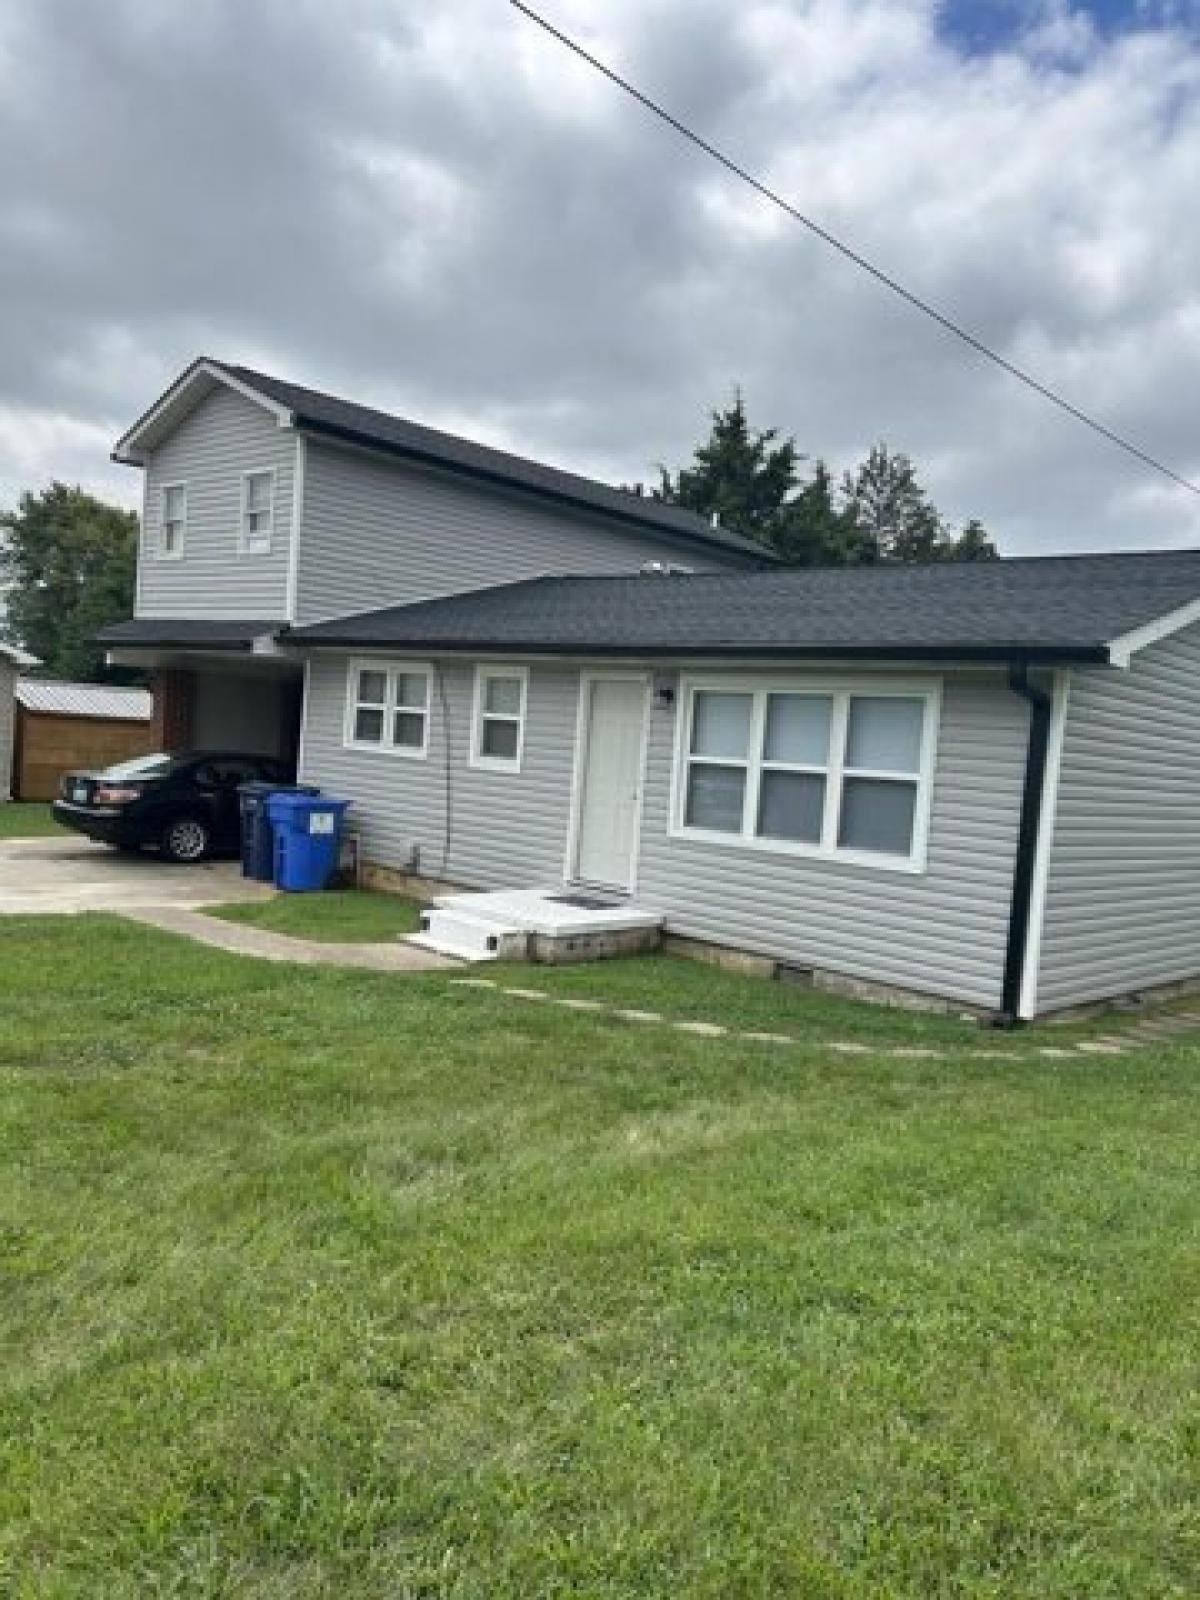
1107 596 1200 668
112 358 293 465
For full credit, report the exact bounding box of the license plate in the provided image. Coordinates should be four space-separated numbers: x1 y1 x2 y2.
72 784 89 804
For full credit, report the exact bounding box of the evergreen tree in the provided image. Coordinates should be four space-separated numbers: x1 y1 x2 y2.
839 444 997 563
0 483 139 681
657 398 998 567
657 392 855 565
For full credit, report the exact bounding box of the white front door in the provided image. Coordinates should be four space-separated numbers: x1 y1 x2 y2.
573 676 647 891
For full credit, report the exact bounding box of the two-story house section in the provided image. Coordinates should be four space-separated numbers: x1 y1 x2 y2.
100 358 770 762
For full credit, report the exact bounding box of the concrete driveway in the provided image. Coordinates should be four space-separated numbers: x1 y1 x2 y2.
0 836 277 915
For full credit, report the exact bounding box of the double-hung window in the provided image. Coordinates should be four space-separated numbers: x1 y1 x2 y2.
471 666 527 771
677 679 936 870
240 469 274 554
160 483 186 559
345 661 430 757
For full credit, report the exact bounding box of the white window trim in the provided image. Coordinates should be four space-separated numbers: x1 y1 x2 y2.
159 481 187 561
469 664 529 773
239 467 276 556
342 657 432 759
669 673 942 875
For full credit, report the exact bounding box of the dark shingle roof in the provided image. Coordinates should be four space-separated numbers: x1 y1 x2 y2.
210 360 772 565
96 619 284 649
284 549 1200 663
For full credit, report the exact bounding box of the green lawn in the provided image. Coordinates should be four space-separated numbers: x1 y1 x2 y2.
0 802 63 839
3 915 1199 1597
208 888 423 942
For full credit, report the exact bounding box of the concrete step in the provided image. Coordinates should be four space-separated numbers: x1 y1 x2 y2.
408 908 528 963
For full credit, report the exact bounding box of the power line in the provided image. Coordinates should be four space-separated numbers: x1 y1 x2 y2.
510 1 1200 500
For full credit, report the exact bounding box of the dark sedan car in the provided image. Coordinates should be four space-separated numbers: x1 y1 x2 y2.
53 750 293 862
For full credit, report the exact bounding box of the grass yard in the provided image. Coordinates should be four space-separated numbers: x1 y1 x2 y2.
0 802 63 839
208 888 423 942
3 915 1200 1597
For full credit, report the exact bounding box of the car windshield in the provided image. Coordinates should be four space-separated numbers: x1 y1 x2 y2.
100 753 177 780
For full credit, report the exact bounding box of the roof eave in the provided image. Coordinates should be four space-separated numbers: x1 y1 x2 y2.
281 632 1111 666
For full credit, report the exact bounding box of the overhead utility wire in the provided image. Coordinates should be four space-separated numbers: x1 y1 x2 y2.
510 0 1200 500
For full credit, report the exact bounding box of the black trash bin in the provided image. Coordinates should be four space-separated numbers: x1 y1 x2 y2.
238 782 320 881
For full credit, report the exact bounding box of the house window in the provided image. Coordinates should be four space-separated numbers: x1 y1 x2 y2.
471 666 527 770
344 661 430 757
160 483 186 559
676 679 937 870
240 469 274 554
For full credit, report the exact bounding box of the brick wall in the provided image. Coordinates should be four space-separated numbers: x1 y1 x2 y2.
150 669 195 752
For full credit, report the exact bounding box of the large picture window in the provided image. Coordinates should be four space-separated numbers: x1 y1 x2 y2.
344 661 431 757
675 679 937 870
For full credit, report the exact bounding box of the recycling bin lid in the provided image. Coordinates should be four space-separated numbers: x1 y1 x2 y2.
268 792 351 813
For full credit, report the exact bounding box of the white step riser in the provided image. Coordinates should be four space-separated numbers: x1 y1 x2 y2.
414 909 528 962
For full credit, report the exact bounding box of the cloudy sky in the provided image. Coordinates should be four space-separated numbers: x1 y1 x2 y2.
0 0 1197 553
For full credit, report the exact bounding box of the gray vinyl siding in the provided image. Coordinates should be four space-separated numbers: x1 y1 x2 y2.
299 654 578 887
0 663 14 801
136 386 294 620
302 653 1028 1009
636 672 1029 1011
293 440 746 624
1036 625 1200 1013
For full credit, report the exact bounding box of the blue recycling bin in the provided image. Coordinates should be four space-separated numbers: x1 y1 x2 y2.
267 792 352 893
238 782 320 881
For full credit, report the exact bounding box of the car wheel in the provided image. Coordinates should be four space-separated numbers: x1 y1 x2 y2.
160 816 210 864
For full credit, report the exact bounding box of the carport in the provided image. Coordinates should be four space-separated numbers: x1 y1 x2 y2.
96 619 304 769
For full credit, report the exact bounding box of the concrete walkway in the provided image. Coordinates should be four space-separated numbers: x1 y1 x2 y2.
120 904 455 971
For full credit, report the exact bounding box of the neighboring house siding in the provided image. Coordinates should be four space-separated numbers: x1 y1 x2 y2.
1036 626 1200 1013
635 672 1029 1011
303 654 1029 1011
0 662 14 801
293 440 747 624
300 655 577 886
137 386 294 621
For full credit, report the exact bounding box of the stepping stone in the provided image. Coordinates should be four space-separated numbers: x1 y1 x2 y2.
970 1049 1021 1060
674 1020 728 1037
613 1008 663 1024
449 977 497 989
1075 1042 1126 1055
554 997 607 1012
1038 1046 1075 1058
502 987 548 1001
828 1042 872 1055
742 1031 795 1045
892 1046 944 1059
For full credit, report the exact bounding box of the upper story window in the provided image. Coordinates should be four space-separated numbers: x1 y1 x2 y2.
343 660 430 758
470 666 527 771
674 677 939 872
240 469 275 555
160 483 186 560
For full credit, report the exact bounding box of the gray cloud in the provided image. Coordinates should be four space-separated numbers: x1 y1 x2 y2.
0 0 1197 552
